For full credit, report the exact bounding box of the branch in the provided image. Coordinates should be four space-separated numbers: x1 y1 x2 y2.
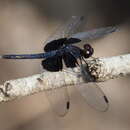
0 54 130 103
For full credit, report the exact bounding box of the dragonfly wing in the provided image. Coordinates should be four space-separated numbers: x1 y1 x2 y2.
42 56 63 72
44 16 85 45
76 83 109 111
63 52 78 68
45 87 70 117
44 38 67 52
71 26 117 41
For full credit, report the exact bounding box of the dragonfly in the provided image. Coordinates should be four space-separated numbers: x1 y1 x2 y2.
0 16 117 116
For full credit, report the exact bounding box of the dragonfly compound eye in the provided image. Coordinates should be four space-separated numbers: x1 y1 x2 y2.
83 44 94 58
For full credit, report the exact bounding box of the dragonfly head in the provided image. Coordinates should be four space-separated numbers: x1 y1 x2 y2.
83 44 94 58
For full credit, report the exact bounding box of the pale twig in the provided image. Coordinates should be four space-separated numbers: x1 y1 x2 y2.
0 54 130 103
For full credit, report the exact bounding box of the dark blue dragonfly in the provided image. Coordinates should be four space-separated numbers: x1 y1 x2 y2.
0 16 117 116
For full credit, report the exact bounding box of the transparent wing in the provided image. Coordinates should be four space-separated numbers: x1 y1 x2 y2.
44 16 85 44
76 83 109 111
71 26 117 41
45 87 70 117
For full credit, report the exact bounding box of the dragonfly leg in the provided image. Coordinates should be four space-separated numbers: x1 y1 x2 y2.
81 57 88 65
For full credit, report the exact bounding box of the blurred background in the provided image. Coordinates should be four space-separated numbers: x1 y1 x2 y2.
0 0 130 130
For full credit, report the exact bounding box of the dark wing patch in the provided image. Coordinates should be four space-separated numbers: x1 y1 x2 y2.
44 38 67 52
42 56 63 72
65 38 81 45
63 52 77 68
